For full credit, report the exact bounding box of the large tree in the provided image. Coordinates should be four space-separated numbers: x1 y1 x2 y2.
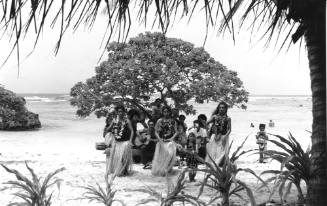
70 32 248 118
1 1 325 205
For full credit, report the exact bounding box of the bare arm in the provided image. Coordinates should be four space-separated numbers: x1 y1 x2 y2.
226 117 231 136
221 117 231 145
168 120 179 142
154 119 162 142
206 115 214 125
126 119 134 144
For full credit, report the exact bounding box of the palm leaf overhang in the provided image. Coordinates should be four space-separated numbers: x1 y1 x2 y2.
0 0 324 67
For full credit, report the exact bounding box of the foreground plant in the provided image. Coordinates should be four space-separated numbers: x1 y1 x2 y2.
196 136 264 206
132 170 205 206
1 162 65 206
81 175 125 206
259 133 313 204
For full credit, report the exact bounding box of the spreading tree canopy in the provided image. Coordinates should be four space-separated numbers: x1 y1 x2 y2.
70 32 248 118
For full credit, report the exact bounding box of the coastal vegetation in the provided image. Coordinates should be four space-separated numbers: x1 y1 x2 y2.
0 86 41 130
70 32 248 118
1 162 64 206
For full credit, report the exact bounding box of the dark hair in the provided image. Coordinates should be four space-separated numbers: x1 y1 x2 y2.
115 104 126 112
161 105 172 116
179 114 186 121
197 114 207 121
213 101 228 115
127 109 140 120
259 124 266 129
148 119 155 125
105 116 112 125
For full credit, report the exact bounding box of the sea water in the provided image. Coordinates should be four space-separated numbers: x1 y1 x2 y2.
0 94 312 164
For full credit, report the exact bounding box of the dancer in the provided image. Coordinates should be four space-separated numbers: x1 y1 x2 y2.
206 102 231 167
106 105 134 177
152 106 178 176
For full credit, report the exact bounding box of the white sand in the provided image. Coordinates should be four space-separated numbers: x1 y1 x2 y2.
0 97 311 205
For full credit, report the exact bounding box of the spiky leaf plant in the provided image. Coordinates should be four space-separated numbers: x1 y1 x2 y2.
131 170 205 206
196 136 265 206
81 175 125 206
259 133 312 204
1 162 65 206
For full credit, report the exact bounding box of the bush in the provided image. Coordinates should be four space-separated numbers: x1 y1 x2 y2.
1 162 64 206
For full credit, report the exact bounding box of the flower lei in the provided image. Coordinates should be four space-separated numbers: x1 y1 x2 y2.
113 116 126 139
214 114 228 133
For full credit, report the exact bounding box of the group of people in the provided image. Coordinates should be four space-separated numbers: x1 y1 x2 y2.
103 100 232 181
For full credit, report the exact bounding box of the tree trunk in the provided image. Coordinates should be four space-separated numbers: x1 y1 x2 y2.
295 183 305 204
304 13 326 206
221 192 229 206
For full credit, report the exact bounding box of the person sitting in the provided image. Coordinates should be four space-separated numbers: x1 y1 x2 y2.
140 119 157 169
256 124 268 163
268 120 275 127
188 120 208 160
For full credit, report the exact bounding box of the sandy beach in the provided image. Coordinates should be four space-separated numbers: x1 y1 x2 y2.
0 95 312 205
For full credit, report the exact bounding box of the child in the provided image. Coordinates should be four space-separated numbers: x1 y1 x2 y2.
176 114 188 167
186 133 198 182
256 124 268 163
188 120 208 159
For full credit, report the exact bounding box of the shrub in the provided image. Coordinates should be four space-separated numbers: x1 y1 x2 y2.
1 162 64 206
81 175 125 206
259 133 312 204
196 136 265 206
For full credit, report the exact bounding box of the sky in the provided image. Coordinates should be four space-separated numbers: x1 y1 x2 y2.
0 4 311 95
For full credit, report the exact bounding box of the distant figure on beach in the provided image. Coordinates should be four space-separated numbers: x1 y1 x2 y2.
206 102 231 167
140 119 157 169
250 123 255 127
152 106 178 176
106 105 134 177
268 120 275 127
256 124 268 163
188 120 208 159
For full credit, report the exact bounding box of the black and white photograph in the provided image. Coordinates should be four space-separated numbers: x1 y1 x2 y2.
0 1 325 206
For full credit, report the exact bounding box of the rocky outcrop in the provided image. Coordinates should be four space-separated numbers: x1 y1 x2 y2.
0 87 41 130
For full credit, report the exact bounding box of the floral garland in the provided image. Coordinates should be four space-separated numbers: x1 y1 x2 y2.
112 116 126 139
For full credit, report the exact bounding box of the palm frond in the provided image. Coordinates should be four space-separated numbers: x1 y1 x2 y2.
2 0 319 69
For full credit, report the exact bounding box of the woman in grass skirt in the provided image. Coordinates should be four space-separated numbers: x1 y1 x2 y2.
206 102 231 167
106 105 134 177
152 106 178 176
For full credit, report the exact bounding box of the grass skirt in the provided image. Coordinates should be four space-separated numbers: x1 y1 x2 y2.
205 134 229 167
151 141 176 176
106 140 132 176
